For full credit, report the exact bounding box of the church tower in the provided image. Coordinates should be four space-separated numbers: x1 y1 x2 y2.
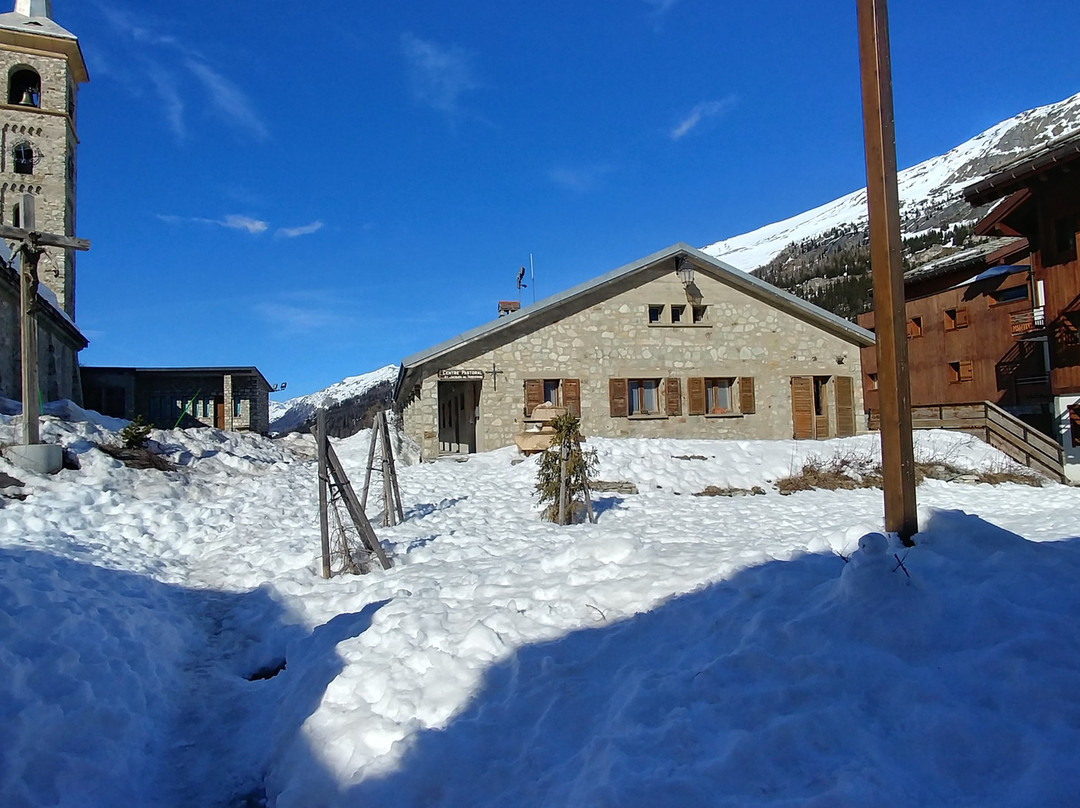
0 0 87 318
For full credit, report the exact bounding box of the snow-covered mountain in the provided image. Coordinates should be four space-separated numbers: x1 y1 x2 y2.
702 91 1080 273
269 364 398 437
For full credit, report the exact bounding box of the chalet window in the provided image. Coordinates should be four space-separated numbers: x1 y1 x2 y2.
692 305 707 323
991 285 1028 304
947 361 974 383
705 378 732 413
671 304 686 324
867 372 878 390
1070 405 1080 448
687 377 754 416
525 378 580 416
944 307 969 331
628 379 661 415
906 316 922 338
648 305 663 323
233 397 243 417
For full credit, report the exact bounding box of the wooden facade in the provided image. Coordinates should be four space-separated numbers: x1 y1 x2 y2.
857 245 1051 433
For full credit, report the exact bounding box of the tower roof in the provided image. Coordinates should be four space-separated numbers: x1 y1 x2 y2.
0 1 87 82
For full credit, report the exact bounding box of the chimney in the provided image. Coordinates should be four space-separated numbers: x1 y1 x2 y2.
497 300 520 318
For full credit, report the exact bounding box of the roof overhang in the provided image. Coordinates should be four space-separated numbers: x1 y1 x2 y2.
0 18 88 83
82 366 273 391
394 242 875 404
964 130 1080 206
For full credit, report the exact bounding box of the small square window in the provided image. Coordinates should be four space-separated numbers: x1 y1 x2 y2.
948 361 973 383
944 308 969 331
907 317 922 338
233 398 243 417
868 372 878 390
692 305 707 323
648 305 663 324
671 305 686 324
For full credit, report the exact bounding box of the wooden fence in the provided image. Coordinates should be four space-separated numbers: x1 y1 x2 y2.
868 401 1066 483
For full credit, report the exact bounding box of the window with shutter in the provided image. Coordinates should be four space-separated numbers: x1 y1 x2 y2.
687 377 706 416
738 377 755 414
834 375 855 437
609 378 628 417
562 378 581 416
791 376 814 439
665 377 682 416
524 379 543 416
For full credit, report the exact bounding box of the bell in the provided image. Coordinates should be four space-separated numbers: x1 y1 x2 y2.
18 87 38 106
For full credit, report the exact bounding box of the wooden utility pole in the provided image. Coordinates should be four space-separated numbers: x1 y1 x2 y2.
856 0 918 544
0 213 90 447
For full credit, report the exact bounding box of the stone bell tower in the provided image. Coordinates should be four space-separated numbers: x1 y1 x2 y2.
0 0 87 318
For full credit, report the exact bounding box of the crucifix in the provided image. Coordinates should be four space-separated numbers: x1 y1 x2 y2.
0 196 90 449
487 362 503 391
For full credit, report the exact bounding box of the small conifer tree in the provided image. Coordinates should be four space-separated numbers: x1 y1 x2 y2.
535 413 597 524
120 416 152 450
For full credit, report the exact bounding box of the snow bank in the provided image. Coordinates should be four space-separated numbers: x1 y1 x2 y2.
1 412 1079 807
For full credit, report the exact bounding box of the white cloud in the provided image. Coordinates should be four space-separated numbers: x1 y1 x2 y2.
222 215 269 234
402 33 480 115
548 164 614 193
157 213 269 234
670 97 737 140
185 59 269 140
254 293 355 335
275 221 324 239
97 4 267 141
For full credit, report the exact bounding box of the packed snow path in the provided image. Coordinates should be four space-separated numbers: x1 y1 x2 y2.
2 405 1080 806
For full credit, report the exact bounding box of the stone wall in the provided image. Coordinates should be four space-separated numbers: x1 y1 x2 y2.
0 46 78 316
402 269 865 459
0 264 83 403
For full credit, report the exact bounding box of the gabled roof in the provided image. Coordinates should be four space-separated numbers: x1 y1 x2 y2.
965 128 1080 206
395 242 875 402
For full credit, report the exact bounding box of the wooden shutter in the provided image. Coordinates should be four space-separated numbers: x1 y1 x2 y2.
687 377 706 416
608 378 628 417
665 377 682 416
791 376 814 439
956 307 969 328
738 377 756 414
958 360 974 382
562 378 581 416
524 379 543 416
834 375 855 437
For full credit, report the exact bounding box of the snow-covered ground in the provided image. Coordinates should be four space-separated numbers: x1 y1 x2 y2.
2 405 1079 807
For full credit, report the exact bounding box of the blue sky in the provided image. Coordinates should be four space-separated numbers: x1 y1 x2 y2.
58 0 1080 399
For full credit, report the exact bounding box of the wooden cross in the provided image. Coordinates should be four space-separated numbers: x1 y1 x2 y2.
0 200 90 448
487 362 503 391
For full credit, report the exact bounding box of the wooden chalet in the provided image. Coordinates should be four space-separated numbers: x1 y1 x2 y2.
963 129 1080 477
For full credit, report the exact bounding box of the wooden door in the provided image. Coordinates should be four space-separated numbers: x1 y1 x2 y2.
791 377 814 439
835 375 856 437
215 398 225 429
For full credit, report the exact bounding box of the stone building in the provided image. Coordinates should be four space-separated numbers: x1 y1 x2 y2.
394 243 874 460
81 366 273 434
0 0 88 402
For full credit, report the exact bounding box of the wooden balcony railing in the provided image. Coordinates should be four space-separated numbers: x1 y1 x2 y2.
1010 307 1046 337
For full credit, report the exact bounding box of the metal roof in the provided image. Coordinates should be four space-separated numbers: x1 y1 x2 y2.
81 366 273 390
395 242 875 401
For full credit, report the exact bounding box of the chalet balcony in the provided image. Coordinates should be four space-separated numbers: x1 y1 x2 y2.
1010 307 1046 338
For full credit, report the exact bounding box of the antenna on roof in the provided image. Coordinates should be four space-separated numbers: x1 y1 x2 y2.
530 253 535 304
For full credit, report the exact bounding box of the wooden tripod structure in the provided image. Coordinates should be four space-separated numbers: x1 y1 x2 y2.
0 211 90 447
360 410 405 528
316 409 392 578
